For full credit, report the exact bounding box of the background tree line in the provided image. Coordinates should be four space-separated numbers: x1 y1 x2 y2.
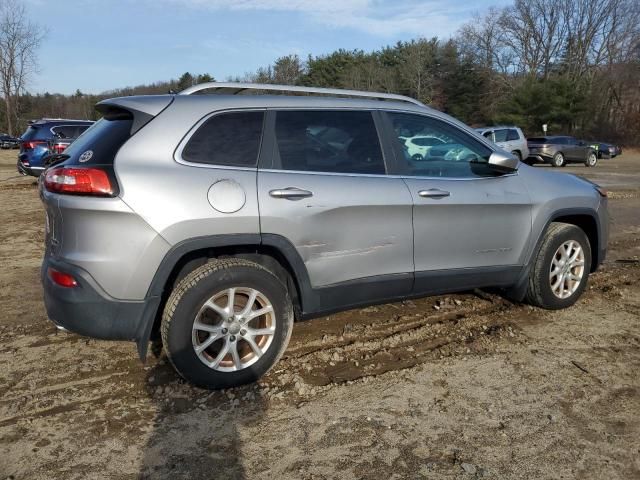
1 0 639 144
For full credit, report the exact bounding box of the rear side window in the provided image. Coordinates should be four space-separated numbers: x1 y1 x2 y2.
506 129 520 141
273 110 385 174
528 137 547 143
182 111 264 167
62 115 133 166
52 125 91 139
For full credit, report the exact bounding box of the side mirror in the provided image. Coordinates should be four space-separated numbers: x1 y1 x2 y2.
488 151 519 172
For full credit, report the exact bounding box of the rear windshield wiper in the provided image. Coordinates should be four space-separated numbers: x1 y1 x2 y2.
44 154 70 168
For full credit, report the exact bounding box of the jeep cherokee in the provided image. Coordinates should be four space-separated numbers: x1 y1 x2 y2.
40 83 609 389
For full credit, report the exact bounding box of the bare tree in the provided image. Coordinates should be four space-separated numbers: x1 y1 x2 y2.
0 0 44 135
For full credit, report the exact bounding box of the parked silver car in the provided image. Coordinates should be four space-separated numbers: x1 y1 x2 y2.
40 83 609 389
476 126 529 162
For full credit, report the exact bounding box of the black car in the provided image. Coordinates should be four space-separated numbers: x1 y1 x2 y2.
527 136 598 167
589 142 622 159
0 134 20 149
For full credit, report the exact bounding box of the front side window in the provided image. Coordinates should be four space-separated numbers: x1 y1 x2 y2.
387 112 497 178
273 110 385 174
182 111 264 167
493 129 509 142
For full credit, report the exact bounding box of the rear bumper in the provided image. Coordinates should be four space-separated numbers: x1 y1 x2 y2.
42 255 160 342
17 157 45 177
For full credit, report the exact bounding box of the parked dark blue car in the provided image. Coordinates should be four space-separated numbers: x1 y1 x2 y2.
17 119 93 177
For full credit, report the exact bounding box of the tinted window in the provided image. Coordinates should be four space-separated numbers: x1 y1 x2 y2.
528 137 547 143
494 129 509 142
482 131 493 139
388 112 496 178
273 110 384 174
506 129 520 141
21 126 41 141
62 116 133 166
52 125 80 139
182 111 264 167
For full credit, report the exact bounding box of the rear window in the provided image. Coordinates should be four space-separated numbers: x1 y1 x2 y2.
21 126 41 141
182 111 264 167
61 116 133 165
528 137 547 143
273 110 385 174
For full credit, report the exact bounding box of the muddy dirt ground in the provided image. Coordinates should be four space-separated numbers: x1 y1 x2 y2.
0 150 638 479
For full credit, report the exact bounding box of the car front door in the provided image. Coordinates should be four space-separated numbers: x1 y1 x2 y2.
257 109 415 310
382 111 533 293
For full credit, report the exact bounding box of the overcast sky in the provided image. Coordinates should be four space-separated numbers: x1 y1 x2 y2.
26 0 510 95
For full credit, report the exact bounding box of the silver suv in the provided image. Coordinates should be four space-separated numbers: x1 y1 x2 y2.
40 83 609 389
476 126 529 162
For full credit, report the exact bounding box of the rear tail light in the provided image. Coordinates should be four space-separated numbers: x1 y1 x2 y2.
48 267 78 288
44 167 114 196
22 140 46 150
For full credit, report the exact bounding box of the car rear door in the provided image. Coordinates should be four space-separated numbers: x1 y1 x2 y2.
381 111 532 293
257 109 414 301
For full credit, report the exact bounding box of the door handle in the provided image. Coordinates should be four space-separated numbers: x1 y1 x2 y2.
418 188 450 199
269 187 313 199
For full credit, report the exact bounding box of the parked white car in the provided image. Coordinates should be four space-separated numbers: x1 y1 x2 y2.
403 135 445 160
476 126 529 162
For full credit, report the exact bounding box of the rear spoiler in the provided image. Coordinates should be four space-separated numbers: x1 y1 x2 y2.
96 95 174 134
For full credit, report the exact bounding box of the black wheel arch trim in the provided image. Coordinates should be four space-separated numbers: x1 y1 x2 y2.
505 207 604 302
137 233 315 359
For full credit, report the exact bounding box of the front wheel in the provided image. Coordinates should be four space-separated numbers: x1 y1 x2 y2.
525 223 591 309
552 152 565 167
585 152 597 167
161 258 294 389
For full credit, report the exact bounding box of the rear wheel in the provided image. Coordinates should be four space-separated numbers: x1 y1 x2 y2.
585 152 597 167
510 150 522 161
552 152 565 167
161 258 294 389
525 223 591 309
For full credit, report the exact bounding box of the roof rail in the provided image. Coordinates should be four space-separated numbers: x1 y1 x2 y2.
178 82 425 107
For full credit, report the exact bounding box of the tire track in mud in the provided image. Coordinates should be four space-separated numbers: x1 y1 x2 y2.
0 262 638 424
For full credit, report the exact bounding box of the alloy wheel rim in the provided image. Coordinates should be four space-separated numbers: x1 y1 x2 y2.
588 154 596 166
549 240 585 299
192 287 275 372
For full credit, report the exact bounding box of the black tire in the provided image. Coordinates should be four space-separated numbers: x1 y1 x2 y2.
585 151 597 167
411 153 424 161
510 150 522 161
161 258 294 389
552 152 565 167
525 222 591 309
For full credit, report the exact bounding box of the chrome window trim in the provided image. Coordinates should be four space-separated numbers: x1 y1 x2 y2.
174 105 516 180
258 167 518 181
